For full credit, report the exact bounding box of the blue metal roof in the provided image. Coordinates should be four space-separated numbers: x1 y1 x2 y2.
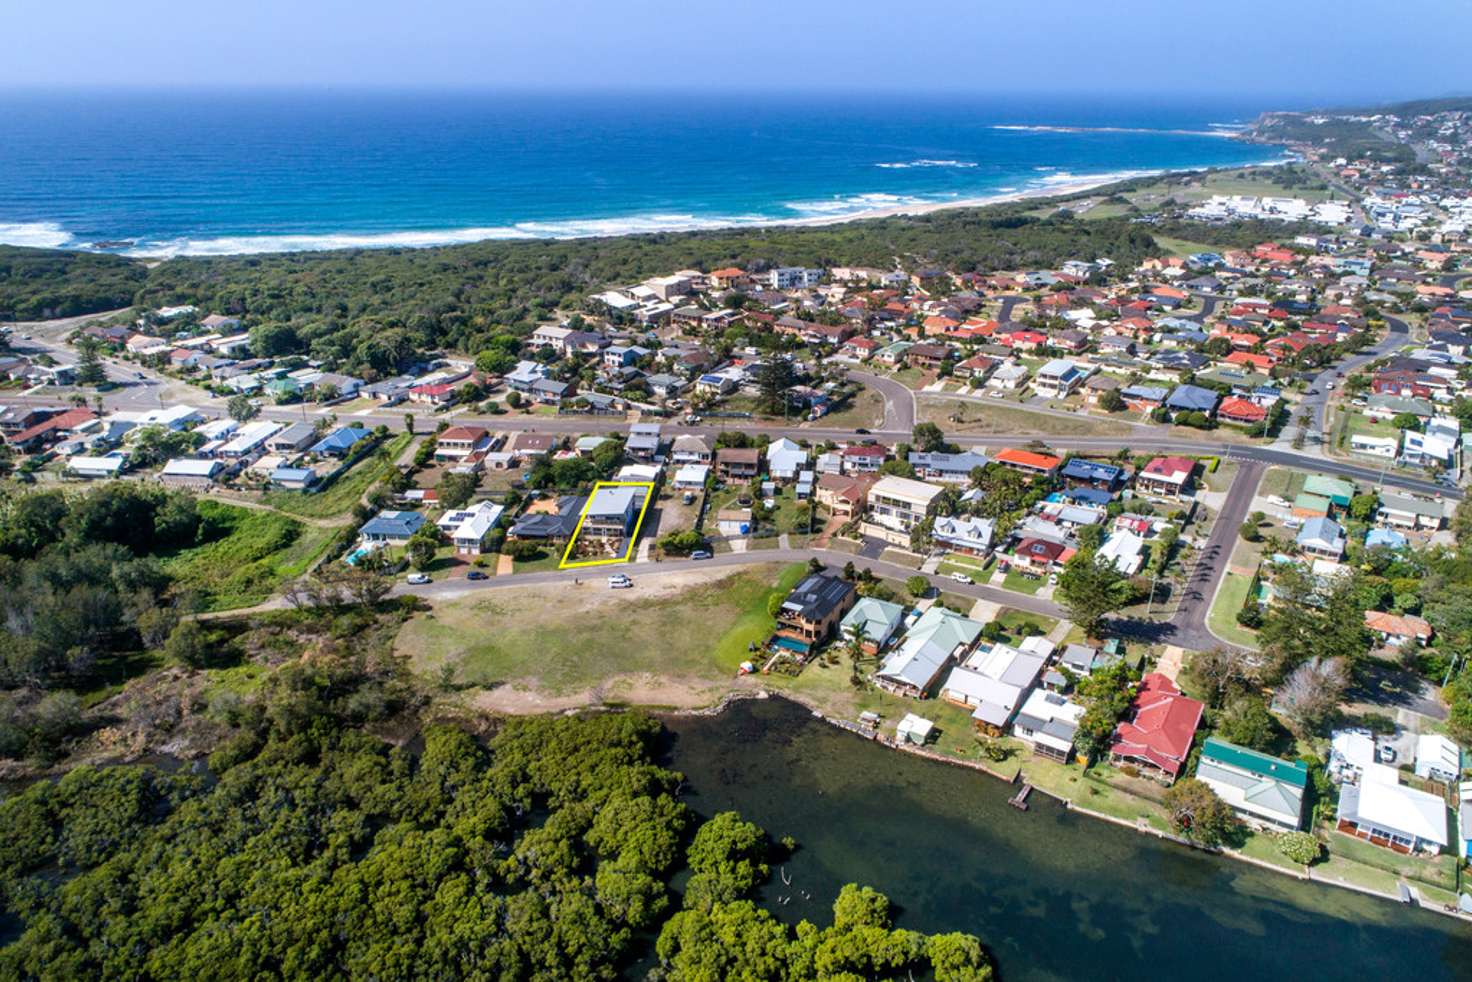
1060 459 1122 483
311 426 372 454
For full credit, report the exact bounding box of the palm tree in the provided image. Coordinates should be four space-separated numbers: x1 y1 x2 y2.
844 623 868 687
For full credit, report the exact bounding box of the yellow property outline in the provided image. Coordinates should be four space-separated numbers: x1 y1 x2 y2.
558 480 656 569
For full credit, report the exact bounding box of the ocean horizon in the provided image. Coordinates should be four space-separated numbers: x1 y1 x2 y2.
0 90 1292 257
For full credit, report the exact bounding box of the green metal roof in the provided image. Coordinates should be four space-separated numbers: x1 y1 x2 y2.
1201 737 1308 789
1303 475 1355 505
1292 492 1331 514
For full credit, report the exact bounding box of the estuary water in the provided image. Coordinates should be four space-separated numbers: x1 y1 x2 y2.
662 696 1472 982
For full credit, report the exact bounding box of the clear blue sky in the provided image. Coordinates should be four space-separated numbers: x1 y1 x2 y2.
2 0 1468 103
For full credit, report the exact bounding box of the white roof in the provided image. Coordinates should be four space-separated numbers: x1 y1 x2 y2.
615 464 661 482
896 713 934 740
161 457 221 477
869 475 944 506
1332 731 1376 771
674 463 710 484
1018 687 1085 726
1097 530 1145 574
451 502 504 542
219 420 283 454
1354 764 1448 847
1416 734 1461 772
1038 358 1080 379
1018 635 1056 658
68 455 124 473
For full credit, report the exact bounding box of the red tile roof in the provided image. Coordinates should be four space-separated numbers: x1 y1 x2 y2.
7 408 96 446
1142 456 1196 481
1218 398 1268 423
841 443 887 458
995 448 1062 472
438 425 488 443
1109 673 1203 778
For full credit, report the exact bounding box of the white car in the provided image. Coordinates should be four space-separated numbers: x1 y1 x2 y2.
406 573 431 585
607 574 633 589
950 572 973 584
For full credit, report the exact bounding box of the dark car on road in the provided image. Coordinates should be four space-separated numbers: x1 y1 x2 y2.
466 570 488 580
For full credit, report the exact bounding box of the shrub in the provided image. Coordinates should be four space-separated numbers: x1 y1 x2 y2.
1275 830 1322 866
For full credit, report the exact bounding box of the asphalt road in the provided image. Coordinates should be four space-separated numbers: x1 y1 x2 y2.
403 460 1266 651
1283 314 1412 452
8 303 1462 502
1170 460 1264 650
846 369 915 431
401 546 1069 620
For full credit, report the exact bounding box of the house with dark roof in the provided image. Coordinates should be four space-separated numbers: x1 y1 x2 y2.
309 426 372 458
772 571 857 655
716 447 761 481
1164 384 1220 418
360 510 427 544
509 496 586 542
1060 459 1122 491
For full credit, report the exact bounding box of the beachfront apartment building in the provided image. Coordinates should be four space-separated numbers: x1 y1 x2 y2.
861 475 944 546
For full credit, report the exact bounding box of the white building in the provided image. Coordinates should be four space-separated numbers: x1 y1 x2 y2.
1337 763 1449 855
218 420 284 458
862 475 944 545
1031 359 1087 398
1415 734 1462 784
67 455 126 479
1010 688 1084 761
160 457 224 488
441 501 505 555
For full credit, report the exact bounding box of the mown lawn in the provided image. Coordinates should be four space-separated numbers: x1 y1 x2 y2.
1205 571 1260 648
162 500 334 610
398 563 806 692
995 608 1058 641
1002 569 1045 595
1322 828 1460 892
262 432 413 518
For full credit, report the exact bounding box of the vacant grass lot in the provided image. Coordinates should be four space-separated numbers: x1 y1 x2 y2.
919 397 1132 437
163 500 334 610
262 432 413 518
817 386 885 429
398 563 806 693
1206 572 1260 648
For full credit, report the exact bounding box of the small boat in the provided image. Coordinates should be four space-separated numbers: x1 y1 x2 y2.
780 866 791 886
1398 883 1415 905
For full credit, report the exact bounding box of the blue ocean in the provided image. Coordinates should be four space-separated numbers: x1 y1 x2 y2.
0 91 1288 256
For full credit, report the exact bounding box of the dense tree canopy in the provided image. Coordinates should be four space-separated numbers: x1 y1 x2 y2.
0 204 1259 377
